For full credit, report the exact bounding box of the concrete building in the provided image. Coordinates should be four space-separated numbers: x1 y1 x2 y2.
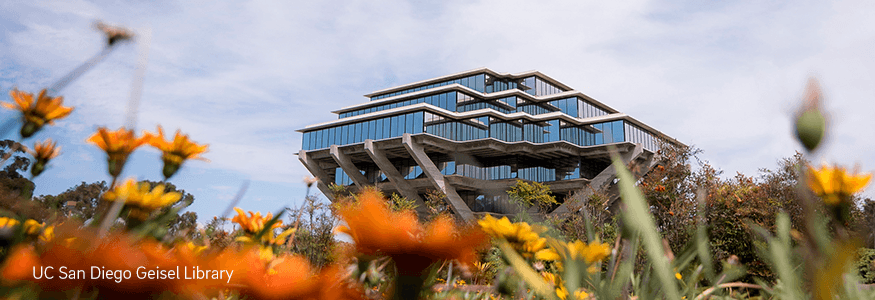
297 68 682 221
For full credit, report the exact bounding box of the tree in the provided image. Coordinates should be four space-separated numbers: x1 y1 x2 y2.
35 181 108 222
507 180 558 213
0 139 35 200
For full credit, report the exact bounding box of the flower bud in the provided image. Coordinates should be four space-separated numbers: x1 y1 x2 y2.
795 109 825 152
794 78 827 152
31 162 46 177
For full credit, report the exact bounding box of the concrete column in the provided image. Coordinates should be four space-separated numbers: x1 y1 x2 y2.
363 139 428 214
330 145 370 187
297 150 335 202
402 133 475 222
549 143 645 216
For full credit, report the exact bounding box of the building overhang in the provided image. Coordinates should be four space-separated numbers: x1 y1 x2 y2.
363 67 574 99
337 83 618 116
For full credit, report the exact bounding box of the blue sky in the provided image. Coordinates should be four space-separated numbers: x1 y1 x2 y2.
1 0 873 222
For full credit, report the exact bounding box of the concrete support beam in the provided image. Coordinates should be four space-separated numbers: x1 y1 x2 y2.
363 139 428 215
330 145 370 188
297 150 335 202
549 143 645 217
402 133 475 222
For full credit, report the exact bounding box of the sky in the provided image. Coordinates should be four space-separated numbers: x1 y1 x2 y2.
1 0 873 222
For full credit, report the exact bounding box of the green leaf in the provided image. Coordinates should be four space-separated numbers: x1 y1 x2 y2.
612 152 680 299
496 239 558 300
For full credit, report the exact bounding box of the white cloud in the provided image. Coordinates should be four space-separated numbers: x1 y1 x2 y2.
2 0 873 205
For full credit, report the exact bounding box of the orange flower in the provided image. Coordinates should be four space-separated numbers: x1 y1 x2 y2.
145 125 209 179
232 207 283 234
94 21 134 46
29 138 61 177
336 189 489 276
87 127 149 177
2 88 74 137
0 224 360 299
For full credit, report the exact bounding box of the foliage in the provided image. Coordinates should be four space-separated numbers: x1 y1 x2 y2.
0 140 35 200
287 195 338 267
389 192 418 212
423 189 451 219
857 248 875 284
550 187 616 243
507 180 558 213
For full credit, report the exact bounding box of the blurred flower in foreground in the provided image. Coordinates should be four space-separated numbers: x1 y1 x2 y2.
336 190 489 275
0 217 20 229
87 127 149 177
2 89 74 138
102 178 182 220
29 138 61 177
145 125 209 179
303 176 318 187
0 227 362 299
556 284 589 300
538 239 611 274
794 78 827 152
22 219 54 242
336 189 487 300
478 214 547 259
807 164 871 206
94 21 134 46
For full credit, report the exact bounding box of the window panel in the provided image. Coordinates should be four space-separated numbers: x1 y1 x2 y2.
383 117 390 138
302 132 310 150
391 115 400 137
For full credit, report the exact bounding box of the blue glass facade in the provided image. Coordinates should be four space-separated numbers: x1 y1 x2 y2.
301 70 665 187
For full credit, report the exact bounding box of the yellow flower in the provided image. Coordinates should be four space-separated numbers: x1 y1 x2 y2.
21 220 53 242
39 225 54 242
28 139 61 177
176 241 207 256
87 127 149 177
102 178 182 220
0 217 20 229
145 126 209 179
807 164 872 205
22 220 42 235
566 240 611 264
541 271 558 285
535 248 561 261
675 272 683 280
2 89 74 137
478 214 547 258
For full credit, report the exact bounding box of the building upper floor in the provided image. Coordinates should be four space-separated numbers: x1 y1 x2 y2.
299 68 681 153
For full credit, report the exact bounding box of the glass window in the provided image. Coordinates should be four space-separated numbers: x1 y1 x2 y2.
381 117 389 138
612 121 623 142
318 129 326 149
375 119 383 139
603 123 612 143
413 112 423 134
390 115 400 137
406 113 414 132
595 124 603 144
302 132 310 150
